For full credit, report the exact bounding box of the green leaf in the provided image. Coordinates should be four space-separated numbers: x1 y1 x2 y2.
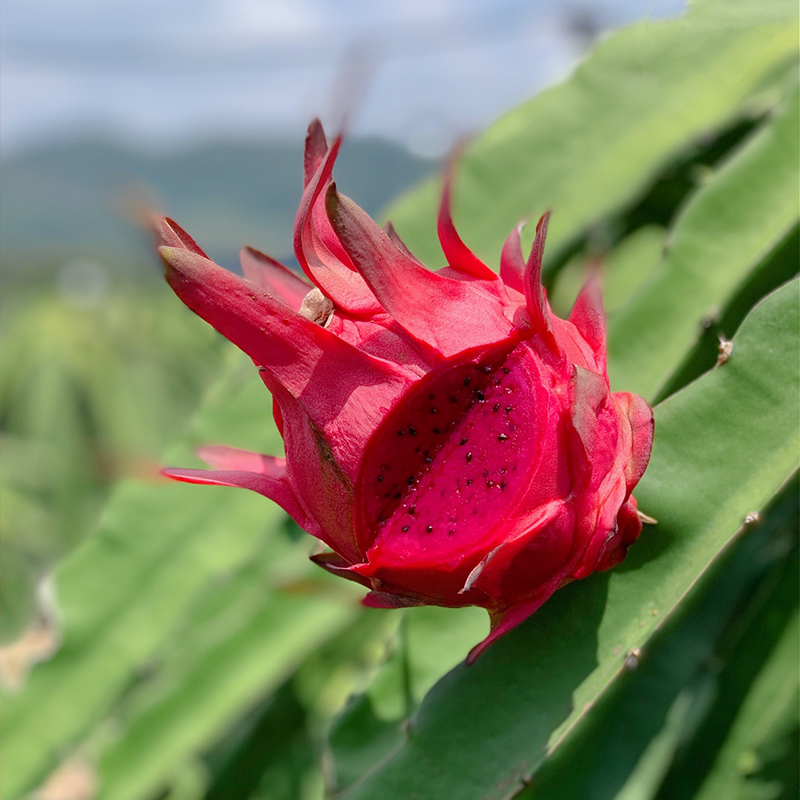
197 610 396 800
328 606 486 793
607 83 799 400
655 222 799 403
385 0 797 269
94 568 356 800
612 688 715 800
160 759 209 800
0 537 40 646
519 476 799 800
333 279 799 800
0 289 226 645
549 225 666 320
0 358 358 800
201 682 310 800
691 615 800 800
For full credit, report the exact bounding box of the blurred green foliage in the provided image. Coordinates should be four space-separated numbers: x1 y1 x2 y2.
1 286 225 642
1 0 798 799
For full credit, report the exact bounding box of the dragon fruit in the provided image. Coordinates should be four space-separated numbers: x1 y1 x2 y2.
157 120 653 662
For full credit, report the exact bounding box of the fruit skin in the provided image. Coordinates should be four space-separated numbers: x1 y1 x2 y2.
157 120 653 661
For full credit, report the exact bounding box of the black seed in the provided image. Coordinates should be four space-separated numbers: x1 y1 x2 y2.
502 367 510 374
384 492 390 498
449 396 458 404
493 403 500 412
402 526 409 532
500 480 507 490
466 452 473 463
409 426 417 436
500 467 507 474
463 377 471 386
484 365 492 374
407 476 415 485
476 390 485 401
448 529 455 537
426 525 433 533
424 450 430 456
377 475 384 482
505 407 513 413
483 469 489 478
425 457 433 463
428 393 435 400
395 492 402 498
466 479 473 486
430 408 437 414
397 430 404 436
498 433 509 441
459 438 468 445
433 427 441 434
486 480 495 488
410 506 416 515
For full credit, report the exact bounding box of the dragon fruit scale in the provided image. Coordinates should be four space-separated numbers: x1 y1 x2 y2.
157 120 653 662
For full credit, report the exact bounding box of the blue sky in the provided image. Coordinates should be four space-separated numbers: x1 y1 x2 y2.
1 0 685 157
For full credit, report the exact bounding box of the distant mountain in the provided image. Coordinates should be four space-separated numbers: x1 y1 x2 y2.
1 136 437 284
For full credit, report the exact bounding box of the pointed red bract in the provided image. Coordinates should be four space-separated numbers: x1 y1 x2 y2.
383 221 423 264
437 165 497 280
499 222 526 294
159 245 414 477
197 444 284 472
239 247 310 311
523 213 558 345
614 391 655 492
294 135 381 315
326 186 515 358
467 588 556 663
263 373 361 561
159 120 654 661
310 552 372 588
304 118 328 187
568 272 607 372
155 217 207 255
163 447 313 540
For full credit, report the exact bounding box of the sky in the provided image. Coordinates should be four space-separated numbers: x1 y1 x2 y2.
1 0 685 158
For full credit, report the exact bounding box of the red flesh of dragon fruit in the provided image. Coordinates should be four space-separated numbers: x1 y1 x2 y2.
158 120 654 662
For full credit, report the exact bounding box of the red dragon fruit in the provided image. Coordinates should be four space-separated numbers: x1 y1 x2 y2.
157 120 653 662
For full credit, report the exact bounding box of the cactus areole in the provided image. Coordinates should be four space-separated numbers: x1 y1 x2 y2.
157 120 654 662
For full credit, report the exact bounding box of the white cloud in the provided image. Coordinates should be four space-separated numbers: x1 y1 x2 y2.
204 0 325 43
